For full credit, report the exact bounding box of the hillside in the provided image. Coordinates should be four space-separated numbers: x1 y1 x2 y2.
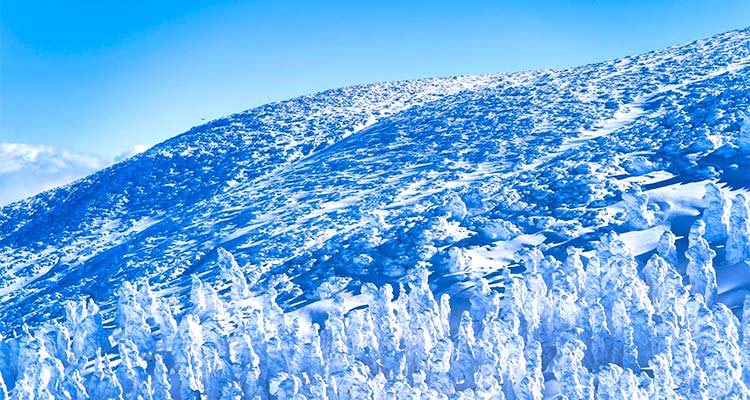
0 28 749 399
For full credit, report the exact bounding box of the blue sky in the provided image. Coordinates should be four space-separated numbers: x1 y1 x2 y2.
1 1 749 158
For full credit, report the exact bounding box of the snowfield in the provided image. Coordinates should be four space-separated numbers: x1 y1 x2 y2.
0 28 750 399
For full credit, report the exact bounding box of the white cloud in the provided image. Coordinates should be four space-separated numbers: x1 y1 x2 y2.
114 144 150 163
0 143 146 206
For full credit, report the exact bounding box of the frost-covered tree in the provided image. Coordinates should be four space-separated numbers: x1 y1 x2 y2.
217 247 252 300
622 186 655 229
649 354 679 400
3 243 750 399
552 338 594 399
151 354 173 400
685 220 718 306
701 182 728 242
112 281 156 361
656 230 678 267
739 112 750 153
742 295 750 387
0 371 7 400
727 194 750 265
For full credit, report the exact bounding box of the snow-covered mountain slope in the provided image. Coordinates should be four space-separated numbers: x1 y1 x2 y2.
1 28 750 399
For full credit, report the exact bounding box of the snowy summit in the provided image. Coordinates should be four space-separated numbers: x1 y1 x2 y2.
1 28 750 399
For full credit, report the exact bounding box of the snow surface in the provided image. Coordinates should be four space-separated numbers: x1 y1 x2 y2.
1 28 750 399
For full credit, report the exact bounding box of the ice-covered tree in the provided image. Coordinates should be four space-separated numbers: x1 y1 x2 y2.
622 186 655 229
552 338 594 399
739 112 750 153
151 354 173 400
2 242 750 398
656 230 678 267
649 354 679 400
701 182 728 242
727 194 750 265
0 371 7 400
685 220 718 306
217 247 252 300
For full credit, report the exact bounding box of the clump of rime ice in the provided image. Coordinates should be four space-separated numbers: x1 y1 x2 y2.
726 194 750 265
739 112 750 154
685 220 718 307
622 185 655 229
701 182 728 242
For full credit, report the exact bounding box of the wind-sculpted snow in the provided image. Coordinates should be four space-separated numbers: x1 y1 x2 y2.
1 28 750 399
